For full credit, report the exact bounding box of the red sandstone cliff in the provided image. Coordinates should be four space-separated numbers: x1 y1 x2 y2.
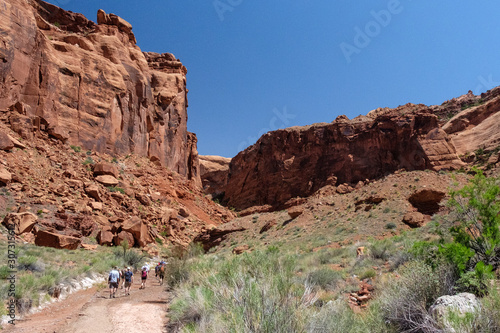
222 88 500 211
0 0 199 185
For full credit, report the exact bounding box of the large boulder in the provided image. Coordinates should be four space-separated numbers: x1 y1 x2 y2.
95 175 119 187
408 189 446 215
85 184 101 201
113 230 135 247
2 212 38 235
402 211 428 228
93 162 119 179
35 230 81 250
0 166 12 186
429 293 480 331
0 132 14 151
96 227 114 246
121 217 152 247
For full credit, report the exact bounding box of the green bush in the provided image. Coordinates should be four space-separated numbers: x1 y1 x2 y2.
307 268 343 290
378 261 456 332
70 145 81 152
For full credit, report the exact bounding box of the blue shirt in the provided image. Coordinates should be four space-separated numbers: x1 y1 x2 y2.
124 271 133 282
109 270 120 283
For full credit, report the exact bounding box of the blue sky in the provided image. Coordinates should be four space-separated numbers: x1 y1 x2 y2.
46 0 500 158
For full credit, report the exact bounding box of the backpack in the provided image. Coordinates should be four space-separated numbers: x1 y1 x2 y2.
141 270 147 278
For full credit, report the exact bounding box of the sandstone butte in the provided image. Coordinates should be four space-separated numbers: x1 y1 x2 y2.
0 0 200 186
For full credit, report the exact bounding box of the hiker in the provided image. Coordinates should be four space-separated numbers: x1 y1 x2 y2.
140 266 148 289
155 262 160 279
108 266 120 298
123 267 134 296
158 262 166 286
120 266 127 289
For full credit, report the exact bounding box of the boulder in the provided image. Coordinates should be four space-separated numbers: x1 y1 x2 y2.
122 216 152 247
95 175 119 187
89 202 103 211
0 166 12 186
35 230 81 250
429 293 480 331
113 230 135 247
336 184 353 194
288 206 304 219
85 184 101 201
408 189 446 215
135 193 152 206
2 212 38 235
93 162 119 179
0 132 14 151
232 244 249 255
178 207 190 218
402 211 428 228
260 220 277 234
96 228 114 246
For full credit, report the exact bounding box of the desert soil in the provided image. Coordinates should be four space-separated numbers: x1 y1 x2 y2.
4 277 169 333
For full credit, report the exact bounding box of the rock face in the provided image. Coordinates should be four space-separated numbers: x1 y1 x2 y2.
224 108 464 210
199 155 231 198
0 0 199 184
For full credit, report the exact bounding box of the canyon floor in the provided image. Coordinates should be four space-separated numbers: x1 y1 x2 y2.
4 278 169 333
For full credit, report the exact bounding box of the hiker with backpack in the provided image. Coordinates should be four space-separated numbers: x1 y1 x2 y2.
108 266 120 298
120 266 127 289
140 266 148 289
123 267 134 296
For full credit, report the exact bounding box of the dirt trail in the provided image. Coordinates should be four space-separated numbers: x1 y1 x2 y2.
5 277 170 333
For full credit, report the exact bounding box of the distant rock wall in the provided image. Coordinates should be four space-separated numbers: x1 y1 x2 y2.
0 0 199 183
224 107 464 210
199 155 231 198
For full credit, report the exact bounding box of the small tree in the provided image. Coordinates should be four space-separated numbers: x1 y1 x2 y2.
446 169 500 271
441 169 500 295
120 239 129 258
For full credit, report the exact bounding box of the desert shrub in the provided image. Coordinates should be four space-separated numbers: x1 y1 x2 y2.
441 170 500 295
124 249 145 270
18 255 45 272
369 239 394 261
307 268 343 290
307 300 393 333
70 145 81 152
378 261 457 332
385 222 397 229
165 257 190 288
168 250 313 332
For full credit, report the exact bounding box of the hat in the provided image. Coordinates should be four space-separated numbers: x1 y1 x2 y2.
127 267 131 270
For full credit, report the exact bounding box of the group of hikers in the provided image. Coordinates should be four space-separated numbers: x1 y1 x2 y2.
108 261 167 298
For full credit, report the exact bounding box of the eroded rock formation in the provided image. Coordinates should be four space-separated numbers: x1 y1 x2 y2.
0 0 199 182
224 107 464 210
199 155 231 198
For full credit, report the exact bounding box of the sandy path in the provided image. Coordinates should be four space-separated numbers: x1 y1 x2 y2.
5 277 169 333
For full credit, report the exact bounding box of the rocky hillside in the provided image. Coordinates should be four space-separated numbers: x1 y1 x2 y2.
0 0 235 252
218 88 500 212
0 0 199 183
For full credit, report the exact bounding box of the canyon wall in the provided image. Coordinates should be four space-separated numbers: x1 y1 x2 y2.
224 105 467 211
0 0 199 184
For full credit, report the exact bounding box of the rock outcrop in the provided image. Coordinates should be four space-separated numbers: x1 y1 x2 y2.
0 0 199 184
224 108 464 210
199 155 231 198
